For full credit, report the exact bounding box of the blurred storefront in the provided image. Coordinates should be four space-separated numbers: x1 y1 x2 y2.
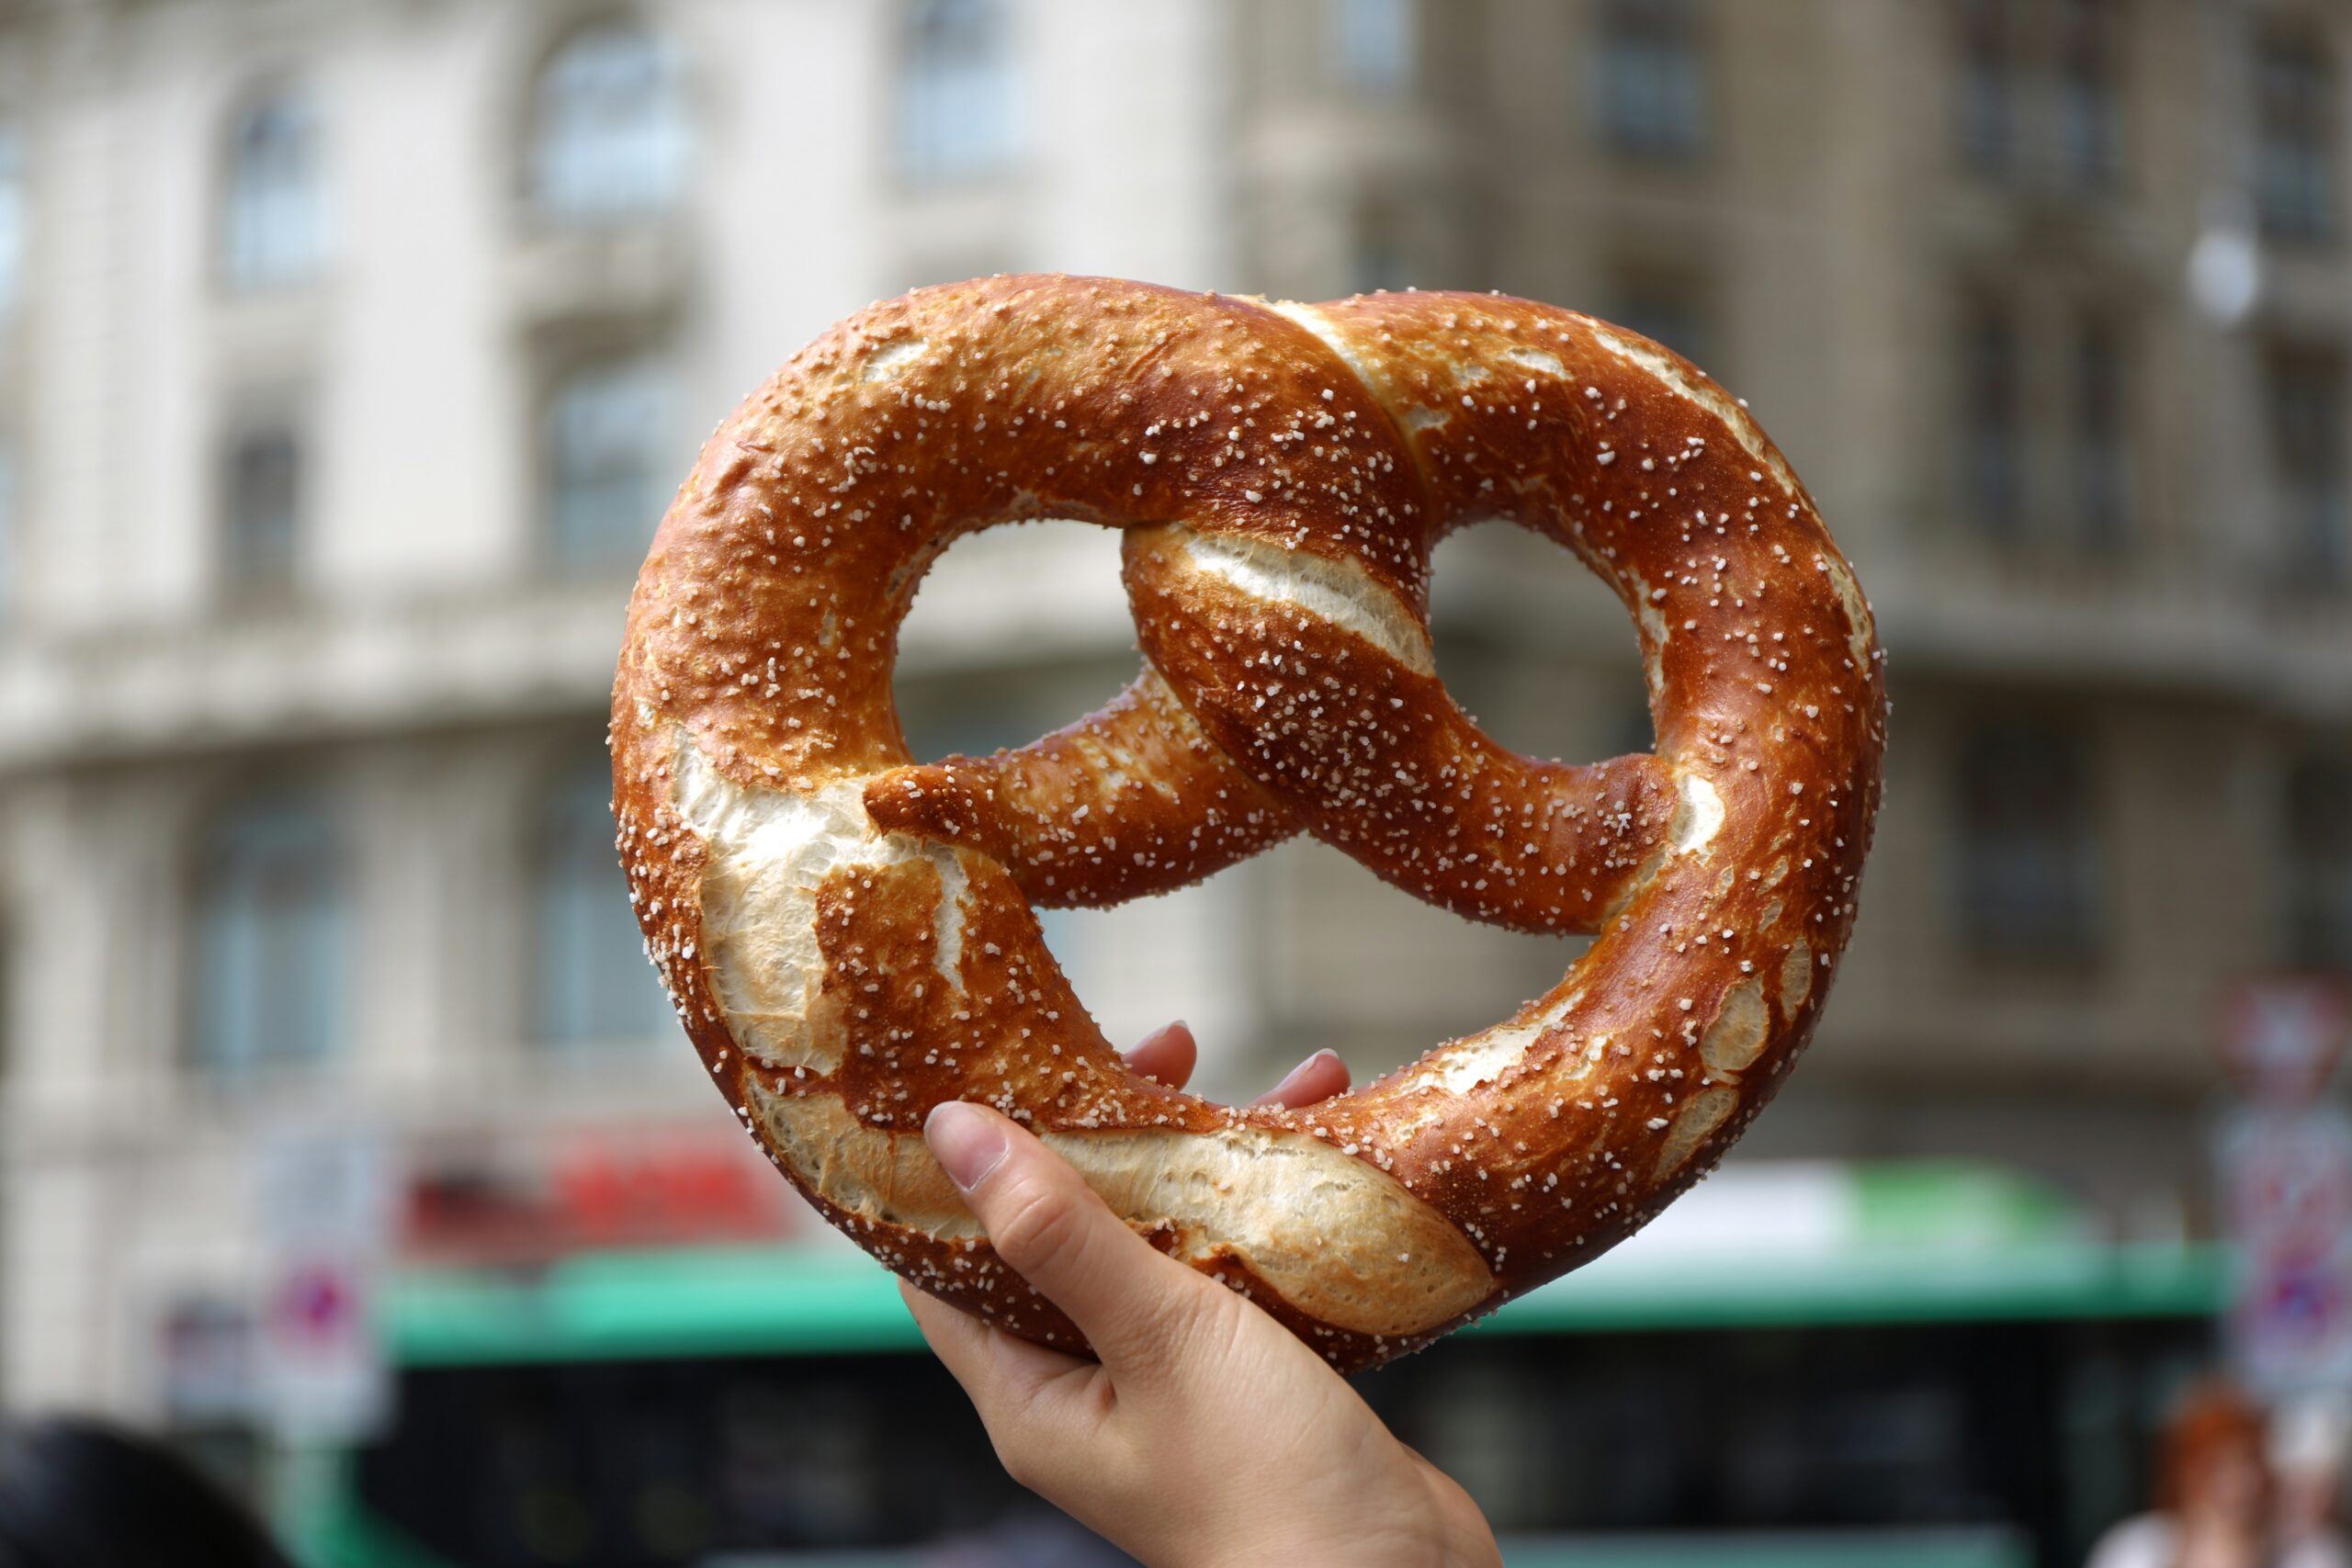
286 1162 2219 1565
0 0 2346 1563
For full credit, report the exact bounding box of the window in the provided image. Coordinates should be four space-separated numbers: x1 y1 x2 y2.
0 121 23 316
2075 318 2130 549
2255 36 2337 243
535 762 673 1048
221 92 320 292
1594 0 1706 158
2267 346 2348 585
1957 0 2124 186
1332 0 1415 93
1957 0 2018 173
2287 756 2352 974
528 20 689 225
1955 723 2102 960
191 794 346 1082
2054 0 2121 186
1961 299 2024 536
1962 301 2138 552
545 355 673 570
222 426 301 599
897 0 1020 185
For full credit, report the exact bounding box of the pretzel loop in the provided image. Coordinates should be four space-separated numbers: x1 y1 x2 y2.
612 276 1887 1371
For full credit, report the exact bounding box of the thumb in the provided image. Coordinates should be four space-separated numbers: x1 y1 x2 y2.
925 1100 1200 1375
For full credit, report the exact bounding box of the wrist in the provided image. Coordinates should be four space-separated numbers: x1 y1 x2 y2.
1179 1472 1498 1568
1414 1459 1505 1568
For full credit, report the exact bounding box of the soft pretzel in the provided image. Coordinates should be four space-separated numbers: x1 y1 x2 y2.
611 276 1885 1371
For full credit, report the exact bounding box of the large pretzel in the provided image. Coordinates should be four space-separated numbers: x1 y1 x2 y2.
612 276 1885 1371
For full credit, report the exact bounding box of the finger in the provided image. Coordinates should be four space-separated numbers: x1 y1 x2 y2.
925 1100 1204 1376
1251 1048 1350 1109
1121 1020 1196 1089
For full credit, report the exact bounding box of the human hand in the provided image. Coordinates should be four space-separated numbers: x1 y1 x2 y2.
899 1024 1503 1568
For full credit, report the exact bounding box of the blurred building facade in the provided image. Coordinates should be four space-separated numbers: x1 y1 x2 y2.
1238 0 2352 1230
0 0 2341 1469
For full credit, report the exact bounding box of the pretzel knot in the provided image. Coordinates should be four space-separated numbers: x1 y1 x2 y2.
612 276 1887 1371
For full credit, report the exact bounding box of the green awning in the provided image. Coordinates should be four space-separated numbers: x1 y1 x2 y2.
385 1163 2224 1368
691 1532 2031 1568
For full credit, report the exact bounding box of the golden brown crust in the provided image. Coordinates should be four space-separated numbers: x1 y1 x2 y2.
610 275 1887 1372
862 662 1299 908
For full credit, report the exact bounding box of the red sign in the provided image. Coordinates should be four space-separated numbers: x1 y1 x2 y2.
402 1125 800 1265
271 1264 358 1345
2216 976 2352 1107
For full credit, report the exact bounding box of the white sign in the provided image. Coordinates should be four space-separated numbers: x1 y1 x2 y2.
2217 1104 2352 1398
251 1126 393 1442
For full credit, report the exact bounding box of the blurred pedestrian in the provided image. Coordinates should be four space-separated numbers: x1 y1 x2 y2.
2271 1397 2352 1568
0 1416 293 1568
2086 1381 2292 1568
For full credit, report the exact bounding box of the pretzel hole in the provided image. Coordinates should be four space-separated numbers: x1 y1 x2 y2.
891 515 1261 1103
1428 518 1657 765
1285 838 1598 1095
892 519 1130 759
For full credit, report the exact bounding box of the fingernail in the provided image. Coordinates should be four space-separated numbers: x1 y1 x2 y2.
1283 1048 1339 1082
1258 1049 1328 1105
926 1101 1010 1192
